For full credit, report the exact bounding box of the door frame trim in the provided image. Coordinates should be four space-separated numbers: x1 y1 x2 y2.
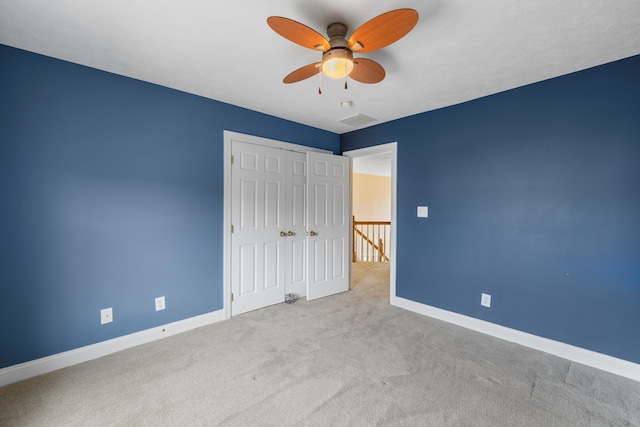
223 131 331 319
342 142 397 302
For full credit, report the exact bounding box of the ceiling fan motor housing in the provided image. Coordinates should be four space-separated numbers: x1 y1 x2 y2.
322 22 354 78
326 22 349 48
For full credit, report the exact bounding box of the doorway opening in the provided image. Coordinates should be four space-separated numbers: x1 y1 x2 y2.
343 143 397 301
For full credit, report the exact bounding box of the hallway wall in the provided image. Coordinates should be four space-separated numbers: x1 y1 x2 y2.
352 173 391 222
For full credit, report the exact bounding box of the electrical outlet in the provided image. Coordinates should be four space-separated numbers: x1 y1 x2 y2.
481 293 491 308
417 206 429 218
155 296 166 311
101 307 113 324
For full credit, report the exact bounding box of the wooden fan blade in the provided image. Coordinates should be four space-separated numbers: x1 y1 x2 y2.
349 58 385 84
348 9 418 53
267 17 330 51
283 63 322 84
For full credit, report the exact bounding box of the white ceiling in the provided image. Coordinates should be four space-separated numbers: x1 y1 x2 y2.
353 153 392 177
2 1 640 134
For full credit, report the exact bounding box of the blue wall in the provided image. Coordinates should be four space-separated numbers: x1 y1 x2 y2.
341 55 640 363
0 44 339 368
2 41 639 370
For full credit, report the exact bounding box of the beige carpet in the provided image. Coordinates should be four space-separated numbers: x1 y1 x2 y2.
1 262 639 426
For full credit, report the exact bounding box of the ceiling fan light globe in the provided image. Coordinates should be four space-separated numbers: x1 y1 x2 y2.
321 49 354 78
322 58 354 78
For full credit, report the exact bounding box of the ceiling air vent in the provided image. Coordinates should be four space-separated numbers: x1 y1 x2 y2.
338 113 377 127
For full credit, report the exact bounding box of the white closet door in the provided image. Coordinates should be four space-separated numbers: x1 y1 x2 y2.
231 141 286 315
306 152 350 300
285 151 307 297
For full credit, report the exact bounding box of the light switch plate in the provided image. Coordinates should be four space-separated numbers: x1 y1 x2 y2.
481 293 491 308
417 206 429 217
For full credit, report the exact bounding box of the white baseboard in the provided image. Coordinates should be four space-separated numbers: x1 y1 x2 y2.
4 301 638 387
391 296 640 383
0 309 227 387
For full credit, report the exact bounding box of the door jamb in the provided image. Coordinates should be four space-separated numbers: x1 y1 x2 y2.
342 142 397 302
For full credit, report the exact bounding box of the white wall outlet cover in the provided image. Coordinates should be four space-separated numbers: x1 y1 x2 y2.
155 296 166 311
481 293 491 308
417 206 429 217
100 307 113 324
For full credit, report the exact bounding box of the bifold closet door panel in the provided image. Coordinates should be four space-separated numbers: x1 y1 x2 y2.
306 151 350 301
231 141 286 315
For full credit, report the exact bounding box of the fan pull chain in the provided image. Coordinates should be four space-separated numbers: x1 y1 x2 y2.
318 68 322 94
344 50 348 90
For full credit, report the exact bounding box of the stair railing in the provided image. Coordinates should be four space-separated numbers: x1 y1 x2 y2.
353 216 391 262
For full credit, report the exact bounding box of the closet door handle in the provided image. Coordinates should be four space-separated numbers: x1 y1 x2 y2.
308 231 317 236
287 231 294 236
280 231 286 237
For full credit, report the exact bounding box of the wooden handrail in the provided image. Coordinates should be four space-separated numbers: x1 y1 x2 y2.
353 220 391 226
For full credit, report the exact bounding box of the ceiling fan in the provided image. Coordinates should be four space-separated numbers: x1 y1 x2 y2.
267 9 419 91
